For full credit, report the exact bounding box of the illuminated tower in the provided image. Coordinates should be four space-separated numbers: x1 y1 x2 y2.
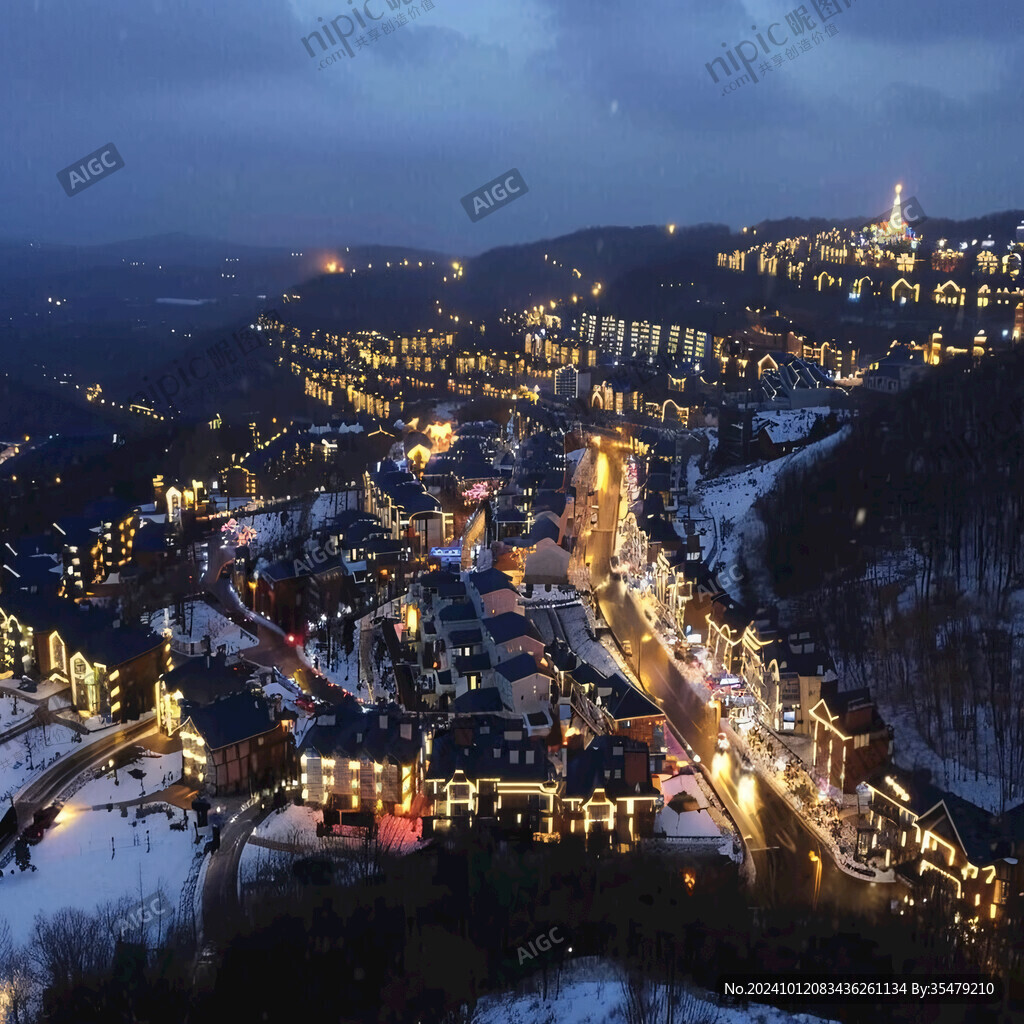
886 184 904 236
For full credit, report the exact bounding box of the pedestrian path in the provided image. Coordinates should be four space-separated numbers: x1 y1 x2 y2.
726 722 893 883
84 782 197 812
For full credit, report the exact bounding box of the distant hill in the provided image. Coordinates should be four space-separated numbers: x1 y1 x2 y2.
3 209 1023 383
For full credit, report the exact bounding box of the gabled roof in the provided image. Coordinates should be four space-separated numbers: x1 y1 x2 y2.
525 517 561 544
438 602 478 623
862 765 945 818
0 589 164 666
916 794 1003 866
425 714 553 784
162 657 253 706
467 567 516 595
565 735 657 801
495 652 546 683
484 611 541 646
603 677 663 721
302 704 424 765
182 691 280 750
450 688 505 714
454 652 492 675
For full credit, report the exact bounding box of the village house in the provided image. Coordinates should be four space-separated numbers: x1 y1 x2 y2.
300 703 425 814
0 587 167 722
563 735 660 848
425 714 561 837
809 681 893 796
179 690 295 796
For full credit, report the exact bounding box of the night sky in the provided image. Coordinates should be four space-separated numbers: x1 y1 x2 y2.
3 0 1021 253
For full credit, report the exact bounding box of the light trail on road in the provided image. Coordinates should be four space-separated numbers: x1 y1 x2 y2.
581 432 891 919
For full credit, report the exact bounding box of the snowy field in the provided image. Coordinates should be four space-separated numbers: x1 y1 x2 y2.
0 720 110 804
471 957 838 1024
0 798 200 945
251 804 422 849
66 750 183 810
233 490 361 560
876 700 1005 814
150 601 257 655
0 690 42 733
252 802 321 843
753 406 840 444
240 805 424 885
692 426 851 589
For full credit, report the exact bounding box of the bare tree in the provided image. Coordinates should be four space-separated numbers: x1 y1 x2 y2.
26 907 111 994
0 918 34 1024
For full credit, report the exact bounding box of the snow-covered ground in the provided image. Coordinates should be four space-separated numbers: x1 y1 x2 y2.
66 750 183 810
0 691 41 733
0 720 109 804
691 426 851 590
0 798 199 946
471 957 839 1024
149 601 257 656
252 802 320 843
753 406 839 444
0 677 69 705
234 491 361 560
300 617 360 691
240 805 423 885
877 700 1005 814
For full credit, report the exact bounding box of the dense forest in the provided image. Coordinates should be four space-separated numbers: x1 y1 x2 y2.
753 348 1024 812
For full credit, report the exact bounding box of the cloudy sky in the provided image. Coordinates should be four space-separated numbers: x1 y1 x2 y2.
3 0 1021 254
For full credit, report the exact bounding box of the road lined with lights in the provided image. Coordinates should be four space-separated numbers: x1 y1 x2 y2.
586 436 888 917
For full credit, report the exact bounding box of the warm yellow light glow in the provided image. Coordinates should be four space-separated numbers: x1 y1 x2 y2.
737 773 756 809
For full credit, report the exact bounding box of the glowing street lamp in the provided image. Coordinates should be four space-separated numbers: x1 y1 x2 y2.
808 850 822 909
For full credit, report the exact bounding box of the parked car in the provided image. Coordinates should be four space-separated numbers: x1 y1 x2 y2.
716 731 730 752
33 804 61 830
620 640 633 657
22 823 45 845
